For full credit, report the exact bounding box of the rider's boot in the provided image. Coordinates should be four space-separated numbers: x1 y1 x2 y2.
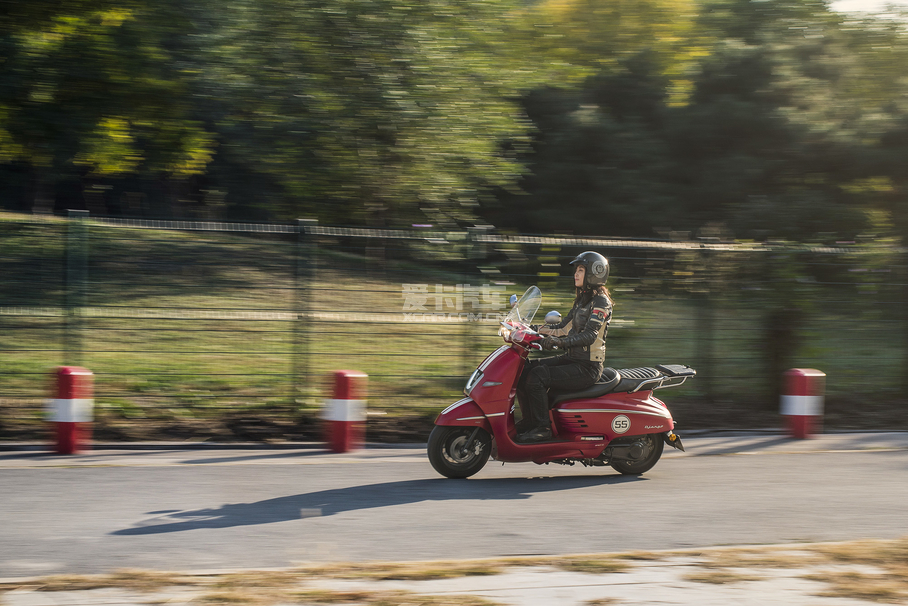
515 417 534 434
518 425 553 442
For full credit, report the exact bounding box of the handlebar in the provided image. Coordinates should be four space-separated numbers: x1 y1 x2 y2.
500 320 537 334
500 320 543 349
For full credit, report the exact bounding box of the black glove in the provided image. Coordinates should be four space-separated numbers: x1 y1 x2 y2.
542 335 563 350
530 324 540 331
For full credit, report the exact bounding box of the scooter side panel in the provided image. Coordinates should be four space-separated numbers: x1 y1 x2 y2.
434 398 493 431
466 346 523 404
554 392 675 441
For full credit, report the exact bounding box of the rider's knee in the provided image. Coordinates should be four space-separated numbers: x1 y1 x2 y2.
525 366 550 389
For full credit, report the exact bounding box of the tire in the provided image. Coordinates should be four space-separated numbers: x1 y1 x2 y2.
427 425 492 479
610 433 664 475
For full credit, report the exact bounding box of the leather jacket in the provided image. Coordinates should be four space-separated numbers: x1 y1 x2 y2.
543 290 611 363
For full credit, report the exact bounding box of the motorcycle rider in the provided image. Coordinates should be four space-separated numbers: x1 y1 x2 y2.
516 251 613 442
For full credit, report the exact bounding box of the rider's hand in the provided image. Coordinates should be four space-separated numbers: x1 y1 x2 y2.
542 335 563 350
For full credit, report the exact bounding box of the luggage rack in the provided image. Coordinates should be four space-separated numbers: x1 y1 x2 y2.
630 364 696 393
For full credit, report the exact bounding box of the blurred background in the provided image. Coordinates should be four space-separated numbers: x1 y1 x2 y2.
2 0 907 442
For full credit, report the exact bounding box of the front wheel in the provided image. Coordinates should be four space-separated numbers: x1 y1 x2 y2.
610 433 664 475
427 425 492 479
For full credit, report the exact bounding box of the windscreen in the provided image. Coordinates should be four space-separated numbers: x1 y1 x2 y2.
504 286 541 326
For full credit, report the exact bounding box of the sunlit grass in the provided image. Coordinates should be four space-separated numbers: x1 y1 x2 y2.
288 590 500 605
683 570 764 584
2 218 906 439
4 538 908 603
806 571 908 603
689 537 908 601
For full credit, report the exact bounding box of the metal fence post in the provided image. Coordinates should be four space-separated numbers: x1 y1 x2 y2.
462 230 473 378
904 251 908 394
696 249 715 401
64 210 89 366
294 219 318 403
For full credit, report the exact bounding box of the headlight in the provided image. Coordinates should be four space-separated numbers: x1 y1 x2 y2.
464 369 483 395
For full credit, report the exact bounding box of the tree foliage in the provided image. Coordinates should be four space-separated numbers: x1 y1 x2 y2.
2 0 908 241
495 0 908 242
0 1 215 179
186 0 538 225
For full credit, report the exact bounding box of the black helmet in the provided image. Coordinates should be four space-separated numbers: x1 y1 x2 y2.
570 251 609 287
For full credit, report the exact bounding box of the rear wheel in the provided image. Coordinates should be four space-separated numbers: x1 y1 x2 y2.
610 433 664 475
427 425 492 479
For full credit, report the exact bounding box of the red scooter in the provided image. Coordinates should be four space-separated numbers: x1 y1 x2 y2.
428 286 694 478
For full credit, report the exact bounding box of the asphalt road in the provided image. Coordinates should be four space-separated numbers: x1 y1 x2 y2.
2 433 907 578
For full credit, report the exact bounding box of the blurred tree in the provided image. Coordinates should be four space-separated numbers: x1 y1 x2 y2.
3 0 908 233
185 0 538 226
841 12 908 245
495 0 906 242
487 53 678 235
519 0 711 104
674 0 898 242
0 0 216 212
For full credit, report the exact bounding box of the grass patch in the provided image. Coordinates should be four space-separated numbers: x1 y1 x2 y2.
5 569 195 592
291 589 500 605
210 570 306 589
292 562 505 582
19 214 908 442
804 537 908 603
614 551 665 561
550 557 629 575
196 589 274 604
684 538 908 601
359 564 501 581
684 570 764 584
806 571 908 603
815 538 908 567
5 539 908 603
697 549 821 570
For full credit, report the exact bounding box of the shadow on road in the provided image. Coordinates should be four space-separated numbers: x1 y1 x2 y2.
690 436 792 456
0 448 328 464
179 450 331 465
113 474 643 536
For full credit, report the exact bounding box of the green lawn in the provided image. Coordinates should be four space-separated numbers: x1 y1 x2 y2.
2 214 906 439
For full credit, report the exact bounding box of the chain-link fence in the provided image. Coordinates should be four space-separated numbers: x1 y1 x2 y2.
1 212 906 439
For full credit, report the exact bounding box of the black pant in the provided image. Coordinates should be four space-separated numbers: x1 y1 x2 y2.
517 355 602 429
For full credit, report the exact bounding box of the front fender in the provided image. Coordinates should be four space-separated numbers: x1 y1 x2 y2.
434 398 492 432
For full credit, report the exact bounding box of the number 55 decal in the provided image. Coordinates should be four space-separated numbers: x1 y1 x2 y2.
611 415 630 434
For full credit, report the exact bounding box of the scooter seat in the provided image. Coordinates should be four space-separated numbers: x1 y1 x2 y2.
550 366 673 406
549 367 621 407
611 366 664 393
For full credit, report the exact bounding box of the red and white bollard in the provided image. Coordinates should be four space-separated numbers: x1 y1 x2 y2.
780 368 825 439
322 370 367 453
48 366 94 454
